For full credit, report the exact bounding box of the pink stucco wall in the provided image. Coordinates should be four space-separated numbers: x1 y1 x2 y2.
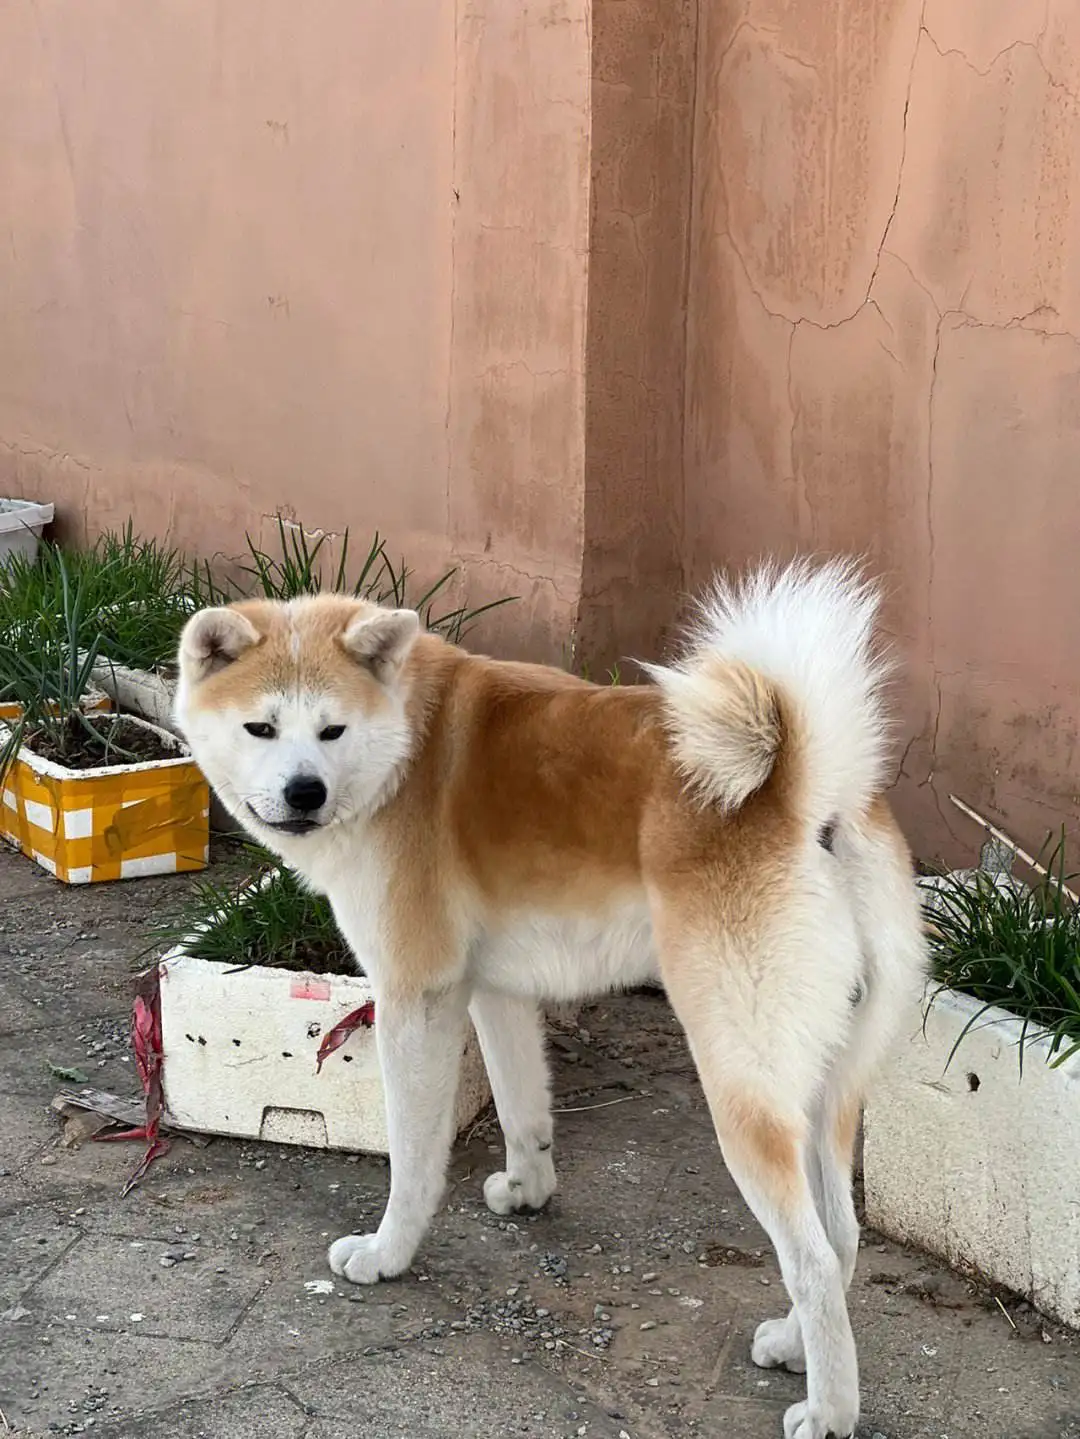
685 0 1080 860
1 0 595 657
3 0 1078 861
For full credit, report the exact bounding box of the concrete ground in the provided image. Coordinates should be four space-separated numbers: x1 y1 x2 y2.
0 845 1077 1439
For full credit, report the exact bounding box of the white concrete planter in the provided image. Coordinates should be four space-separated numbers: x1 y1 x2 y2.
864 986 1080 1328
0 497 53 569
155 944 491 1155
91 657 177 732
88 590 196 732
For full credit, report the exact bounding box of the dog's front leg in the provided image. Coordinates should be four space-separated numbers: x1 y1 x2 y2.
328 983 469 1285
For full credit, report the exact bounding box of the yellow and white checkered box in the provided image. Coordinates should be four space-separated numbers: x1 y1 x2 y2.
0 716 209 884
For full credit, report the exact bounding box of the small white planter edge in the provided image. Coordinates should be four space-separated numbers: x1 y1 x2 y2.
0 498 53 569
864 985 1080 1329
155 944 491 1156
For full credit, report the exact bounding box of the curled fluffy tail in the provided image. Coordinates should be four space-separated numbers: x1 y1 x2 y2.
647 559 892 826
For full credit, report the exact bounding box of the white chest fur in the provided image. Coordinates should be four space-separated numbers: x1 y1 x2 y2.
469 896 659 1002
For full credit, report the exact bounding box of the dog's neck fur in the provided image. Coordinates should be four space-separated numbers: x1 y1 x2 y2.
371 634 466 815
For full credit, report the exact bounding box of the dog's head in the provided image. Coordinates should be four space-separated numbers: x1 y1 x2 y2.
175 595 421 843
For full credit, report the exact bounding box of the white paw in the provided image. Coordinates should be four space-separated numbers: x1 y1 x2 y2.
327 1232 408 1285
751 1315 806 1373
483 1164 555 1217
783 1399 857 1439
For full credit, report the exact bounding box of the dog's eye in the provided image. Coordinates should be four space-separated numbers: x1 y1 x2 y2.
319 725 346 742
243 722 276 740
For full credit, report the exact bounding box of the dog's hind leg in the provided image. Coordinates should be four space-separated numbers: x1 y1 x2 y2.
751 1015 867 1376
470 989 557 1215
753 803 928 1382
657 910 862 1439
750 1082 857 1375
329 982 469 1285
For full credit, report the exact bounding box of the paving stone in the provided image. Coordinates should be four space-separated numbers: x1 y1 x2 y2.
0 976 52 1036
291 1336 636 1438
0 1205 80 1313
691 1396 792 1438
0 1170 39 1215
0 1320 242 1431
0 1088 55 1172
111 1384 307 1438
27 1230 268 1343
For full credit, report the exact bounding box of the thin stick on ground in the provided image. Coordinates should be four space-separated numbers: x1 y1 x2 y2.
555 1338 611 1364
553 1092 651 1114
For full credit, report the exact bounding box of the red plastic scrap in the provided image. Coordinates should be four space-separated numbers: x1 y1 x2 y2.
315 1001 375 1074
119 967 172 1194
131 985 158 1093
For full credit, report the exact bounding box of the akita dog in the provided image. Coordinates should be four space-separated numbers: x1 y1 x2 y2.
175 559 926 1439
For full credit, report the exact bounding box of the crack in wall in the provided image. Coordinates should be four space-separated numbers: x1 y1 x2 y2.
711 13 755 81
445 0 462 540
714 18 821 79
923 677 943 789
474 360 577 382
921 22 1080 111
881 247 941 316
890 731 919 788
448 552 579 610
784 323 804 532
0 438 99 473
706 2 1080 357
863 2 926 310
926 311 945 647
712 5 925 336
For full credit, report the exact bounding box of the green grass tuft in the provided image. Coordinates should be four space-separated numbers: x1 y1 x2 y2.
926 832 1080 1072
153 853 354 975
2 514 515 688
0 522 211 674
240 515 514 643
0 545 139 774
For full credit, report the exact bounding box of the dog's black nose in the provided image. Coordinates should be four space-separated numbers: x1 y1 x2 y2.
284 775 327 814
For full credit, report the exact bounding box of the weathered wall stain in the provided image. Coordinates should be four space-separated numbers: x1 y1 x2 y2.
580 0 697 663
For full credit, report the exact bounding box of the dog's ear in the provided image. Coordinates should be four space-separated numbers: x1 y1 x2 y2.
342 608 420 685
179 607 260 683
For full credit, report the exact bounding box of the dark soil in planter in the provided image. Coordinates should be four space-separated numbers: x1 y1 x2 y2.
26 714 179 770
213 942 360 976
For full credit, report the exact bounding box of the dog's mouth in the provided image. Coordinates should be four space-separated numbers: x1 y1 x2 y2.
247 806 325 836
